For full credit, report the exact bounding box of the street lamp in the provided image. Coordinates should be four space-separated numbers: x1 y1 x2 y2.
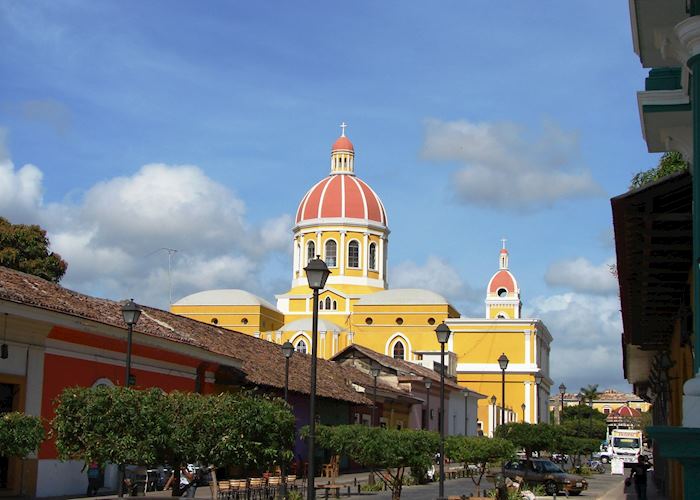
521 403 526 422
424 379 432 430
534 374 543 423
559 383 566 423
121 299 141 387
490 395 497 434
370 361 381 426
304 257 331 500
435 322 451 500
281 341 294 402
498 353 509 428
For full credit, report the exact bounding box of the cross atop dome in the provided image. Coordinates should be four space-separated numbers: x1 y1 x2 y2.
331 124 355 174
499 239 509 269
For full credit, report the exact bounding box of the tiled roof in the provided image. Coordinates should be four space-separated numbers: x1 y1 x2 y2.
0 266 369 405
548 388 644 404
332 344 465 392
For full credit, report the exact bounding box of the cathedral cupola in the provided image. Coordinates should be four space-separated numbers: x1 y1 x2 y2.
330 122 355 175
486 240 521 319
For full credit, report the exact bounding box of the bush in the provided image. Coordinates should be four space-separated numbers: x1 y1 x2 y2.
0 412 44 458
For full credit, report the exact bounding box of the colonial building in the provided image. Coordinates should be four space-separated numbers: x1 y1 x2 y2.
172 126 553 437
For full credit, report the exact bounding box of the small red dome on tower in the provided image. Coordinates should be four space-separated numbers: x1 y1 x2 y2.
500 248 508 254
332 136 354 152
489 270 516 293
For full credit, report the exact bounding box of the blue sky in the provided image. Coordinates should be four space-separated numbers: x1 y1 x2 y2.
0 1 653 392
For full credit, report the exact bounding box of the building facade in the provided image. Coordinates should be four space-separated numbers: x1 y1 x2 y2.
172 127 553 438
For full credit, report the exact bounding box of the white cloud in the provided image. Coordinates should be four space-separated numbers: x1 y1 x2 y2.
527 292 629 391
421 118 604 210
0 131 44 223
390 256 480 311
0 136 291 308
545 257 618 295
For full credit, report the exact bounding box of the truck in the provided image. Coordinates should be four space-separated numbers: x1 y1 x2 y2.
609 429 643 465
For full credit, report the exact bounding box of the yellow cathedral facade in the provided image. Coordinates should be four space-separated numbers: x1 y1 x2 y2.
171 126 553 436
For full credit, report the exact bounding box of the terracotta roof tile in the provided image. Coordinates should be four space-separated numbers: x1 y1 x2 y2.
0 266 369 405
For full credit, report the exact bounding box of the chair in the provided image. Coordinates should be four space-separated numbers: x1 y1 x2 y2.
217 480 231 500
266 476 282 499
248 477 265 500
229 479 247 500
321 455 339 479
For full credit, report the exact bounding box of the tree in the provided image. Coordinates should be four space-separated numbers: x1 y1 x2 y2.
0 217 67 282
311 425 439 500
0 412 44 457
630 151 688 189
445 436 515 496
494 423 557 461
52 386 296 493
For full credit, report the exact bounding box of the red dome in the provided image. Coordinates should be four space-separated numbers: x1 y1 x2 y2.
488 270 516 293
500 248 508 254
611 406 641 418
296 175 387 225
332 136 354 151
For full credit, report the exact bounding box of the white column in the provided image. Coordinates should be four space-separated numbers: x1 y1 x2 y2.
363 232 369 277
316 231 322 259
292 236 299 279
524 381 531 423
339 231 346 276
379 235 386 283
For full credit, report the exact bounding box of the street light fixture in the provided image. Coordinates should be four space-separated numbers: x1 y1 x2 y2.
281 341 294 402
370 361 381 426
304 257 330 500
534 374 543 423
435 322 451 500
498 353 509 428
121 299 141 387
559 383 566 423
521 403 526 422
424 379 432 430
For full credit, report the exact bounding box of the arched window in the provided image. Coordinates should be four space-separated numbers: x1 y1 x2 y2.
319 300 324 310
497 288 508 298
393 341 405 360
295 339 308 354
348 240 360 268
307 241 315 263
325 240 337 267
332 300 337 310
325 297 332 310
369 242 377 270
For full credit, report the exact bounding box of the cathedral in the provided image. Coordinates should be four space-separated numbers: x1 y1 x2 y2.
171 126 552 436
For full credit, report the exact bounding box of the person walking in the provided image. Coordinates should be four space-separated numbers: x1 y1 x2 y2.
86 462 101 496
627 454 650 500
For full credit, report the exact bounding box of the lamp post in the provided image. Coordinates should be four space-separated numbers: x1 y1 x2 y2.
498 353 509 428
463 390 469 435
534 374 543 423
370 361 381 426
119 299 141 498
304 257 331 500
121 299 141 388
281 340 294 499
282 341 294 403
425 379 432 430
521 403 526 422
435 323 451 500
490 395 497 434
559 383 566 424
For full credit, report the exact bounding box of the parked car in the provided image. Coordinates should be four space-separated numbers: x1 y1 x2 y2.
503 459 588 496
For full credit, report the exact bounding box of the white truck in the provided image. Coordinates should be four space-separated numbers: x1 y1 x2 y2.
609 429 643 465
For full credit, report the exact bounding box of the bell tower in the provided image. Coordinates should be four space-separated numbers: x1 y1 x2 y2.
485 240 521 319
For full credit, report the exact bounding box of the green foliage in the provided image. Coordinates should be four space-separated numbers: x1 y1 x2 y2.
311 425 439 500
630 151 688 189
0 412 45 457
287 490 304 500
0 217 67 282
559 416 606 441
361 482 384 492
52 386 295 472
446 436 515 496
494 423 556 460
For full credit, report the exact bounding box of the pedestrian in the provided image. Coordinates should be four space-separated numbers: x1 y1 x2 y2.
179 464 197 498
627 454 650 500
86 462 101 496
